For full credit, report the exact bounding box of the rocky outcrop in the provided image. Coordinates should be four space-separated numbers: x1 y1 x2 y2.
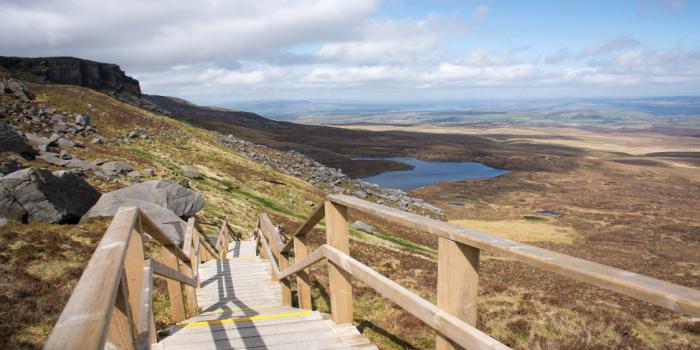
0 121 35 157
0 168 100 224
0 56 140 98
0 56 171 115
87 180 204 218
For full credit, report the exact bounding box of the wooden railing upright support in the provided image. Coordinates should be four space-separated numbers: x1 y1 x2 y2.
160 246 186 322
436 238 480 350
324 200 353 324
294 236 313 310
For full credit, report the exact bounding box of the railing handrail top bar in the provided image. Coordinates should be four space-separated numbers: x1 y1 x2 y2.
280 204 325 254
326 194 700 316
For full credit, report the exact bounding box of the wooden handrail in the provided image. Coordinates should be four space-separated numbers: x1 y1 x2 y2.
327 194 700 317
322 245 509 350
45 207 139 349
258 226 281 277
150 259 197 287
280 204 325 254
269 244 507 350
275 245 326 280
259 213 285 252
46 208 235 350
257 196 700 350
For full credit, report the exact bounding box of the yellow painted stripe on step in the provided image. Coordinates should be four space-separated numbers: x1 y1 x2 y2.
198 304 280 315
178 310 313 328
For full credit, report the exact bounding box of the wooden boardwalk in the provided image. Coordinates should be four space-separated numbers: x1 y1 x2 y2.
157 241 377 350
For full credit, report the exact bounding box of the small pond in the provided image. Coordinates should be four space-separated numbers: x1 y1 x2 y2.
358 157 508 190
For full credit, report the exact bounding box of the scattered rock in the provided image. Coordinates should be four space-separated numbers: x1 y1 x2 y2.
127 170 141 179
304 200 315 207
0 217 6 226
353 190 368 199
127 130 139 139
75 114 90 126
351 220 376 233
93 158 106 165
57 137 76 149
59 150 72 160
0 168 100 224
100 160 133 176
89 179 204 218
0 121 35 157
142 168 155 177
181 166 202 179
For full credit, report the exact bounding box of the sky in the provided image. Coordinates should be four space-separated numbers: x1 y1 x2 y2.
1 0 699 104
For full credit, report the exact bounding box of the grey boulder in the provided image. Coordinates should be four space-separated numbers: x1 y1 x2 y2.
0 122 35 156
351 220 376 233
181 166 202 179
100 160 133 176
83 198 186 245
0 168 100 224
88 179 203 218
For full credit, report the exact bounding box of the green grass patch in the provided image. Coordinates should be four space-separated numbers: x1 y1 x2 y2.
523 216 549 222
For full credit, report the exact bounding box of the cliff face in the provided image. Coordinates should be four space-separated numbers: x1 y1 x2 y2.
0 56 141 98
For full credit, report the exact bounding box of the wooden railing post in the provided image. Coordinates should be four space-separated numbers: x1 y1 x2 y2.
179 261 198 317
279 250 293 306
124 229 146 334
325 200 353 324
436 238 480 350
294 236 313 310
106 277 135 349
160 246 186 322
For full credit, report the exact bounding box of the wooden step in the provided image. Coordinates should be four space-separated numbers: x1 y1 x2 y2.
156 240 375 349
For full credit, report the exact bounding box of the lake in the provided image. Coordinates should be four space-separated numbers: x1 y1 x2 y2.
359 157 508 190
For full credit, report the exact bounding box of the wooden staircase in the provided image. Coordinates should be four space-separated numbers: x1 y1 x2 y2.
44 195 700 350
158 241 375 349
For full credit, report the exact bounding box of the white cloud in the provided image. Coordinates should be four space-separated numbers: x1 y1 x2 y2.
1 1 699 101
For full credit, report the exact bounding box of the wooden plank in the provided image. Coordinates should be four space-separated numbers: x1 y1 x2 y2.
45 207 138 350
260 213 285 253
294 236 313 310
124 229 146 338
436 237 480 350
281 204 325 254
136 260 156 350
328 194 700 317
151 260 197 287
159 247 187 322
325 200 353 325
323 245 508 350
